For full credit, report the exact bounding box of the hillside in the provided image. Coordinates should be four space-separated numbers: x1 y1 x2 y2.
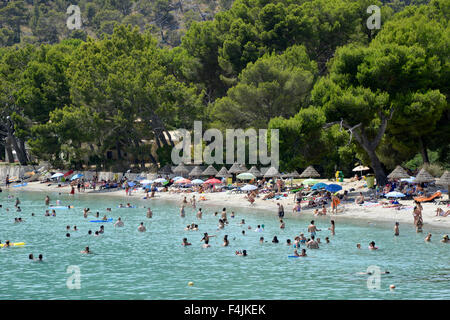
0 0 233 47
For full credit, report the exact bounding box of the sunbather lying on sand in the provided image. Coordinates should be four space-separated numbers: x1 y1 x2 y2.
262 192 275 200
436 208 450 217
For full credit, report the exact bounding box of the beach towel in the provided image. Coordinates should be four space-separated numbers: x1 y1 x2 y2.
414 192 442 203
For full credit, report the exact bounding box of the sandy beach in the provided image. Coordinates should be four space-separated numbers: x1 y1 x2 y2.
10 179 450 230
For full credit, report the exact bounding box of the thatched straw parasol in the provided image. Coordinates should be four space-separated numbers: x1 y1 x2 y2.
228 163 246 174
247 166 262 178
415 168 435 183
436 171 450 199
158 164 173 175
188 166 204 177
202 165 218 177
299 166 320 178
264 166 280 178
239 164 248 172
289 170 300 178
387 165 410 180
216 167 231 178
173 163 190 177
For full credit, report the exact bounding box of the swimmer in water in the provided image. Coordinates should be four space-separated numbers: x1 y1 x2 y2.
255 225 263 232
196 208 202 219
236 250 247 256
356 243 361 249
45 196 50 206
114 217 124 227
441 235 449 243
223 235 229 247
240 219 245 225
286 239 291 246
81 246 91 254
231 211 235 218
325 237 330 244
369 241 378 250
425 233 432 242
102 215 107 221
146 208 152 218
66 233 70 238
259 237 264 244
272 236 279 243
137 222 146 232
280 219 285 229
182 238 191 246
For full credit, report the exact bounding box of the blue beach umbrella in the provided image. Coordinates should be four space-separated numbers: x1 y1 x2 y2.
312 182 328 190
70 173 84 181
191 179 204 184
385 191 405 198
325 184 342 193
172 176 184 181
127 182 136 187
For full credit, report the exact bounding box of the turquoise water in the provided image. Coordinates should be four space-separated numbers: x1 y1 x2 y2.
0 189 449 300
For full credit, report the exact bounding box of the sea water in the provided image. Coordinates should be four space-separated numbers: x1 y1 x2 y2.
0 189 449 300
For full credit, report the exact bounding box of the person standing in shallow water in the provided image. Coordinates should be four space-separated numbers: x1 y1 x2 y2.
394 222 399 236
147 208 152 218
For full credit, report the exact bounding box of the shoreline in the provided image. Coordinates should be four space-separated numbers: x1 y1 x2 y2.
4 181 450 231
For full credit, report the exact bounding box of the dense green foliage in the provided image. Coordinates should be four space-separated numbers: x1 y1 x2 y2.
0 0 448 180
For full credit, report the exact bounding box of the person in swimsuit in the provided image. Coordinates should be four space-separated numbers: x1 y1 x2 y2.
114 217 124 227
182 238 191 246
328 220 335 236
394 222 399 236
293 203 302 213
180 205 185 218
369 241 378 250
196 208 203 219
137 222 146 232
223 235 229 247
147 208 153 218
425 233 432 242
280 219 285 229
308 220 320 238
81 246 91 254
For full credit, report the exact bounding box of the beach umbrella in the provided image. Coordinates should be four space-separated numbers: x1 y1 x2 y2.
216 167 231 178
247 166 262 178
436 171 450 199
202 165 218 177
312 182 328 190
289 170 301 178
303 178 318 185
326 184 343 193
63 170 74 178
70 173 84 181
401 176 416 184
127 182 136 187
175 178 191 184
415 168 435 183
228 163 246 174
264 167 280 178
51 173 64 179
188 166 205 177
388 165 410 180
140 179 153 185
237 172 256 180
352 165 370 176
299 166 320 178
385 191 406 198
173 163 190 177
153 178 167 184
241 184 258 191
204 178 222 184
172 176 184 181
192 179 204 184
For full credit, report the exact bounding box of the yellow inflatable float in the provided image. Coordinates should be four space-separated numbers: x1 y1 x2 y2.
0 242 25 248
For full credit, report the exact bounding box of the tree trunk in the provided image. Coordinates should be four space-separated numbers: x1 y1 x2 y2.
8 134 27 164
5 137 14 163
366 148 387 187
419 137 429 164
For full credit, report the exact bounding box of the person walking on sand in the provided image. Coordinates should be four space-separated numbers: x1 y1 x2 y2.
331 194 340 214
